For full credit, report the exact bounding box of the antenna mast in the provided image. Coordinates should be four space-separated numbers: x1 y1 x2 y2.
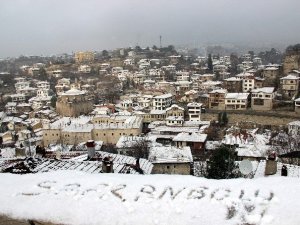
159 35 162 48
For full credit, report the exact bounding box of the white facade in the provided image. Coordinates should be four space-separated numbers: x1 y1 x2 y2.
153 93 173 110
11 94 26 102
37 89 50 98
242 78 255 92
187 102 202 121
15 81 30 92
225 93 249 110
78 65 91 74
36 81 50 90
124 58 135 66
176 71 190 81
166 116 184 126
52 70 63 78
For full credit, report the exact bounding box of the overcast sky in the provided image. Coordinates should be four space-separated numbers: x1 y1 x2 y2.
1 0 300 57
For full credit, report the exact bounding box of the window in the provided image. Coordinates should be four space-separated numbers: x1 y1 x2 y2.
254 99 264 105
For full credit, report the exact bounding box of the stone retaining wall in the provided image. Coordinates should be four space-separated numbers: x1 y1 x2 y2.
202 111 300 127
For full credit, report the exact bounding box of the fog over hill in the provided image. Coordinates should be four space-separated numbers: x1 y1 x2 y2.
0 0 300 57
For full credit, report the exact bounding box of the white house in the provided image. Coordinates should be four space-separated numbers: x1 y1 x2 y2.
78 65 91 74
153 93 173 110
187 102 202 121
251 87 275 111
225 93 250 110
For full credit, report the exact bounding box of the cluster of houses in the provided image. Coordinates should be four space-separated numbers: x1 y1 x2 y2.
0 47 300 176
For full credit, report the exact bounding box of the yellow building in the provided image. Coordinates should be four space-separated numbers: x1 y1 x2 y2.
56 89 93 117
74 51 95 64
43 115 143 146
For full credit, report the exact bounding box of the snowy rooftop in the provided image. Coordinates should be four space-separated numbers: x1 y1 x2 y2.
48 115 142 130
294 98 300 102
187 102 202 107
223 130 271 158
149 146 192 163
251 87 275 94
184 90 198 95
154 93 172 99
150 110 166 115
224 77 241 81
201 81 222 86
0 152 153 175
49 116 92 129
288 120 300 126
173 132 207 143
209 89 227 94
264 66 279 70
280 74 299 80
61 88 86 96
166 104 184 111
236 72 254 78
225 93 249 100
166 116 184 121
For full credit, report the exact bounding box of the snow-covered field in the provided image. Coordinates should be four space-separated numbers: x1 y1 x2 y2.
0 171 299 225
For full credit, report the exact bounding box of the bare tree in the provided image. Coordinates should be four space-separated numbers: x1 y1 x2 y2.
270 131 300 161
127 138 151 159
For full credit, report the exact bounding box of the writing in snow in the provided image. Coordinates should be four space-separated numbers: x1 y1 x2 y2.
17 180 276 221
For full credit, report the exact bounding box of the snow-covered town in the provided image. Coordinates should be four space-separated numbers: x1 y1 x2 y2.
1 44 300 224
1 1 300 225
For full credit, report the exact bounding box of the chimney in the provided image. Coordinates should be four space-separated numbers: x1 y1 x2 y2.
265 152 277 175
102 156 114 173
134 158 144 174
136 158 140 168
86 140 95 159
265 160 277 175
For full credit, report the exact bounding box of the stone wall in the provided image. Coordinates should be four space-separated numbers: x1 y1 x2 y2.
56 100 93 117
283 55 300 75
202 111 300 127
151 162 191 175
43 126 143 146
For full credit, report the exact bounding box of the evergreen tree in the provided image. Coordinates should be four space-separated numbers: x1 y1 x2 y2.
206 146 240 179
222 112 228 125
207 54 213 72
50 96 57 108
214 71 220 81
218 112 223 125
